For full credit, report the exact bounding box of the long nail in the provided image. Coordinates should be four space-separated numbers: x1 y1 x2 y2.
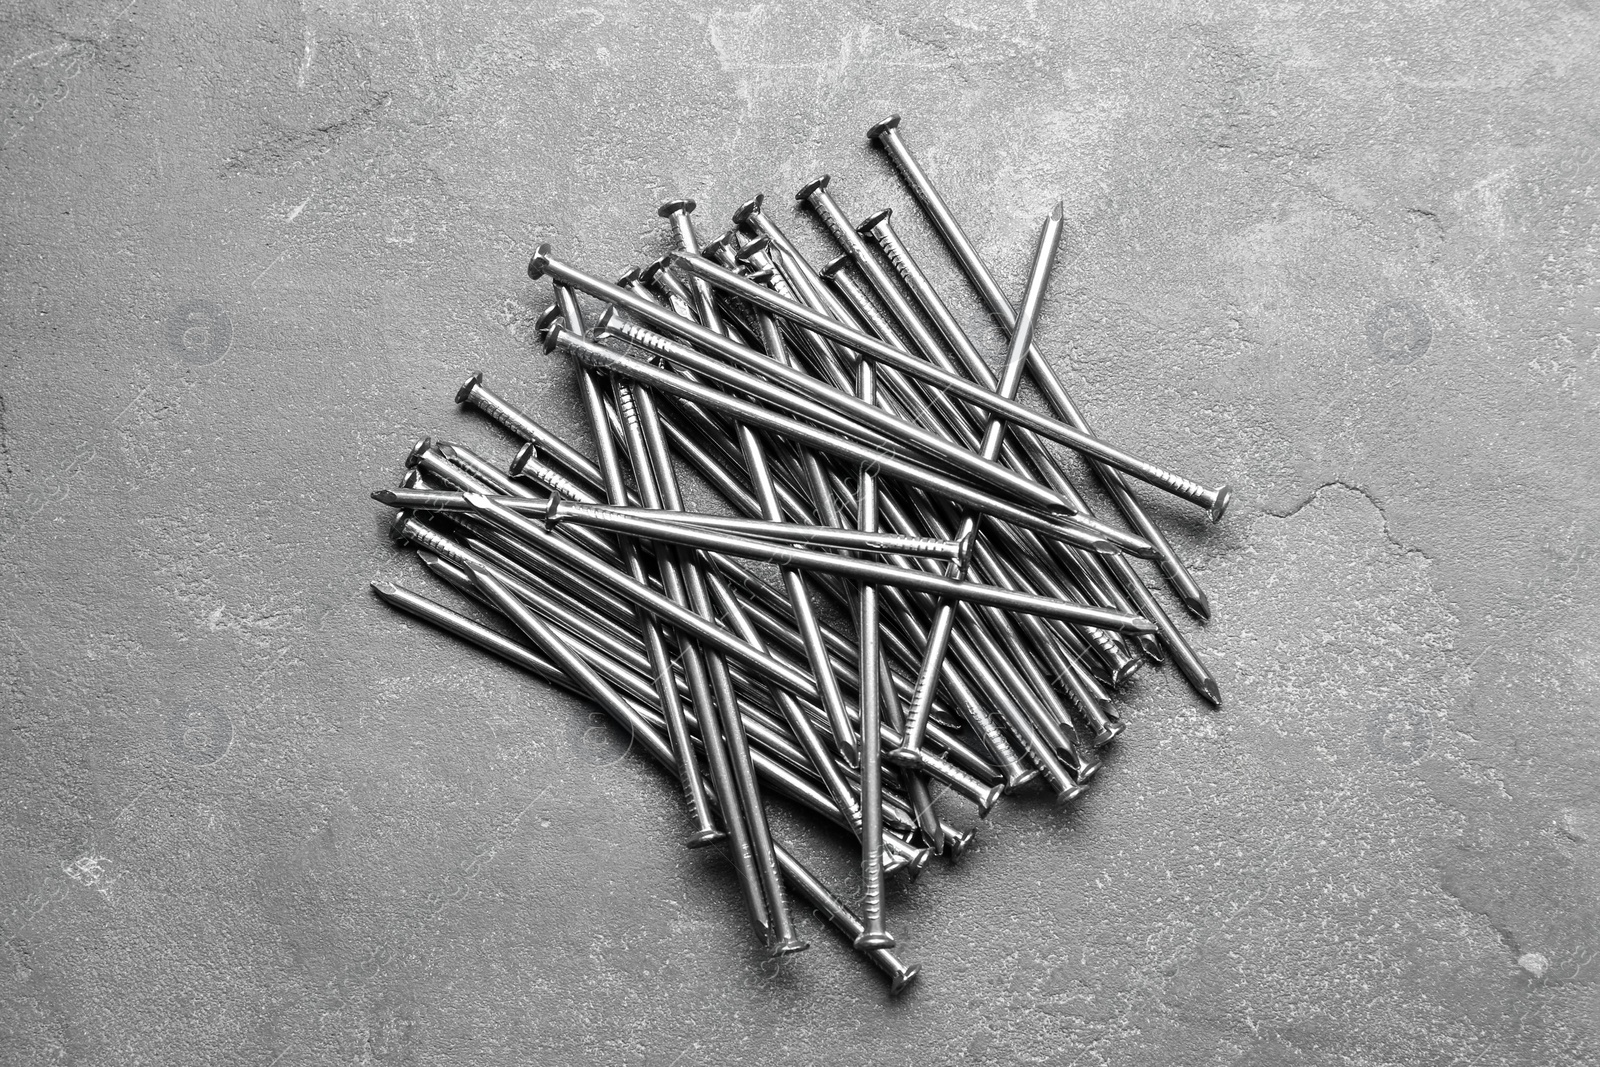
579 357 724 846
593 308 1078 520
544 495 1150 631
869 115 1228 602
771 842 918 993
549 326 1126 557
658 198 724 333
665 244 1231 521
378 488 962 561
858 207 1160 619
892 202 1069 757
455 372 607 489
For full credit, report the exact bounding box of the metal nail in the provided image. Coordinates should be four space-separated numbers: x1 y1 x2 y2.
549 324 1128 557
592 307 1084 520
869 114 1230 595
663 244 1229 521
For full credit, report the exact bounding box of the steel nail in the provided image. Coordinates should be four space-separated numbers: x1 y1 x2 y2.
549 324 1127 557
658 198 725 334
455 372 607 489
891 201 1068 758
869 114 1230 592
592 307 1079 518
664 242 1228 521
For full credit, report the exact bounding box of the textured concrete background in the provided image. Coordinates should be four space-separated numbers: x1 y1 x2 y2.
2 1 1597 1063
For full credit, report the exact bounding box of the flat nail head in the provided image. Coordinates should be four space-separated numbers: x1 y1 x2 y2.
820 253 850 278
455 371 484 404
405 436 433 469
856 207 892 235
731 194 764 226
854 931 896 950
888 962 920 995
616 266 642 287
1056 782 1089 805
907 846 933 878
1210 484 1235 523
944 826 977 857
639 256 671 285
509 442 534 477
734 235 772 263
542 326 563 355
388 509 413 543
536 304 562 334
527 242 553 279
866 114 901 141
976 784 1003 819
769 937 810 958
656 198 696 218
1003 766 1041 793
685 827 728 849
700 231 737 260
795 174 830 202
1094 722 1126 746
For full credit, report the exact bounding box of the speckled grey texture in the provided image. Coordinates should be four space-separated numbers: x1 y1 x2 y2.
2 2 1596 1064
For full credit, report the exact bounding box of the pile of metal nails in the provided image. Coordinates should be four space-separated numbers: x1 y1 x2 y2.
370 115 1231 992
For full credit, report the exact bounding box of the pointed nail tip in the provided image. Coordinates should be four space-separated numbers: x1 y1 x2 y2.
1200 679 1223 706
370 580 396 597
1050 201 1065 220
371 488 392 503
1182 590 1213 621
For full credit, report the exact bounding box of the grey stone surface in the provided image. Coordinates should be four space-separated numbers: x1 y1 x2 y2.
2 1 1596 1063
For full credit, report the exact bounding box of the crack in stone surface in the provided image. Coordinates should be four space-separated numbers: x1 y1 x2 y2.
1263 479 1436 561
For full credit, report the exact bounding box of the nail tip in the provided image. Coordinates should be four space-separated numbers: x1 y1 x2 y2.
1182 591 1213 621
